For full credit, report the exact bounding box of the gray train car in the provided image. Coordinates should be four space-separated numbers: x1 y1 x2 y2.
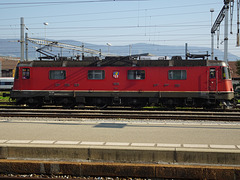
0 77 14 90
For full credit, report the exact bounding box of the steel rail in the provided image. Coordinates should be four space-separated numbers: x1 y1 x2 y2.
0 160 239 180
0 108 239 121
2 102 240 112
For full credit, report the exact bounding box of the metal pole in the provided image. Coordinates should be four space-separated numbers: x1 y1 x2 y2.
237 0 240 46
224 4 229 62
210 8 214 60
82 43 84 60
185 43 188 60
20 17 24 61
99 49 102 58
25 33 28 61
211 34 214 60
0 61 2 77
129 44 132 56
43 22 48 42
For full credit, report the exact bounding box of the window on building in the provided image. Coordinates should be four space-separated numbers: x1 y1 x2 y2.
128 70 145 80
88 70 105 80
22 68 30 79
49 70 66 80
168 70 187 80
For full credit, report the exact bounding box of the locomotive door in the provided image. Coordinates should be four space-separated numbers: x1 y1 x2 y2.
209 68 217 91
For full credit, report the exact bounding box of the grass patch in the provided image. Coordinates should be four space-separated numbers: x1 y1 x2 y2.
0 91 11 102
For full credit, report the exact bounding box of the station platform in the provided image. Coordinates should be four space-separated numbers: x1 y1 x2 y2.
0 142 240 179
0 118 239 179
0 141 240 165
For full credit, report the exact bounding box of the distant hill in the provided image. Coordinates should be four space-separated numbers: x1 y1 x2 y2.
0 38 239 61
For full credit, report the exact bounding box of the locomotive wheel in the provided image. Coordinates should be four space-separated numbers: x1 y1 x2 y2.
131 106 142 110
96 104 108 109
131 104 145 109
28 104 42 108
167 105 176 110
131 103 147 109
203 105 215 110
59 98 76 109
26 98 43 108
62 104 76 109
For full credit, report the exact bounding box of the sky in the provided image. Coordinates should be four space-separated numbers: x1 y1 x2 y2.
0 0 240 58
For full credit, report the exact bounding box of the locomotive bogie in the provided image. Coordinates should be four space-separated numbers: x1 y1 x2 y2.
11 90 232 109
10 58 234 109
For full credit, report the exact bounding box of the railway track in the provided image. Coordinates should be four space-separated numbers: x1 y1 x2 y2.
0 160 239 180
0 108 240 121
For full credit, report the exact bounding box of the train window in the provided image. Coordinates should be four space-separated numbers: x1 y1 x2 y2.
168 70 186 80
88 70 105 80
22 68 30 79
128 70 145 80
49 70 66 80
0 82 13 85
222 67 231 79
210 68 216 79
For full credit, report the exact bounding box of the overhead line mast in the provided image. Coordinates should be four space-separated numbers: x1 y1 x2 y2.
237 0 240 46
211 0 240 62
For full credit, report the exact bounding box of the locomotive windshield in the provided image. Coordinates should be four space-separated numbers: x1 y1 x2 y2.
222 67 231 80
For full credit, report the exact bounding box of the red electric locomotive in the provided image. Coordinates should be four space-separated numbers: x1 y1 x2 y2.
10 56 234 109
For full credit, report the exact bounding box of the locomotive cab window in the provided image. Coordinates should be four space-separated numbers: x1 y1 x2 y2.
210 68 216 79
168 70 186 80
222 67 231 80
49 70 66 80
128 70 145 80
88 70 105 80
22 68 30 79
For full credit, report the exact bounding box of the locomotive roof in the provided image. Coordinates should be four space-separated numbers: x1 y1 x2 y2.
18 56 228 67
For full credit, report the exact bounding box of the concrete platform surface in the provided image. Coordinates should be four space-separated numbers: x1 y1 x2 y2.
0 118 240 166
0 142 240 166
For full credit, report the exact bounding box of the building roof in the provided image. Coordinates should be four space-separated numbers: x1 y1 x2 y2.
0 56 19 70
228 61 240 79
